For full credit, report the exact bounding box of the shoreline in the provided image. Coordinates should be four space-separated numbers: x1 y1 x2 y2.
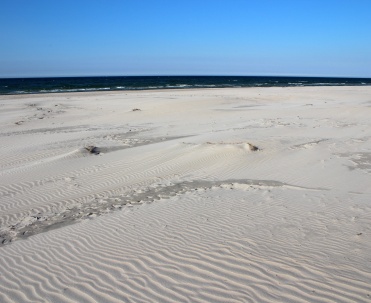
1 84 371 99
2 75 371 96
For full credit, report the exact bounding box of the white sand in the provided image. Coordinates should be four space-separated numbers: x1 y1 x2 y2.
0 87 370 302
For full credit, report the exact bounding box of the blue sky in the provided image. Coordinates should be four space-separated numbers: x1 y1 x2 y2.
1 0 371 78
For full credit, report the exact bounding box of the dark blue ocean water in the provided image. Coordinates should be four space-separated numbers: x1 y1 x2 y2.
0 76 370 95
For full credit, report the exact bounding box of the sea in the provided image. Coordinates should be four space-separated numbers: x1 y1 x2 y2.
1 76 370 95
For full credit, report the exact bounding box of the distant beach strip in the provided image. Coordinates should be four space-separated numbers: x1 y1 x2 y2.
1 76 371 95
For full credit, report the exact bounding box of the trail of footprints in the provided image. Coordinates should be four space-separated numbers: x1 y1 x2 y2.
0 179 326 245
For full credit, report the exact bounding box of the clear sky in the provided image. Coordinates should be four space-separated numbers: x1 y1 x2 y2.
1 0 371 78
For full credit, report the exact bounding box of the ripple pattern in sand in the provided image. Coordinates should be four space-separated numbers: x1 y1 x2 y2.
0 187 370 302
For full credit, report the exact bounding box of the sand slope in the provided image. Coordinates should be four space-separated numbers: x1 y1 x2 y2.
0 87 371 302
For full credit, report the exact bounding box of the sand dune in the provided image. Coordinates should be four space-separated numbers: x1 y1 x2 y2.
0 87 371 302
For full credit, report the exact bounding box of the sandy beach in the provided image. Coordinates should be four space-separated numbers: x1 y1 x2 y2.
0 86 370 302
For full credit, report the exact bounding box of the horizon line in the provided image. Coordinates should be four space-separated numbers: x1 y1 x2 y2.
1 74 371 80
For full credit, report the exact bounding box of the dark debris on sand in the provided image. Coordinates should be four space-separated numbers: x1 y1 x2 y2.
85 146 100 155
